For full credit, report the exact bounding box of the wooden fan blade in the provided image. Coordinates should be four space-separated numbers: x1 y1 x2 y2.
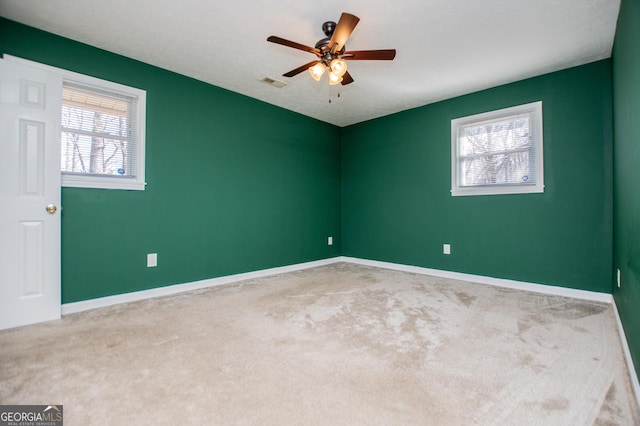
267 36 321 56
283 61 321 77
342 49 396 60
329 13 360 53
341 71 354 85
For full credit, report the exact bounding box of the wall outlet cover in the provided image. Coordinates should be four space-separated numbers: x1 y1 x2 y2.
617 269 621 287
147 253 157 268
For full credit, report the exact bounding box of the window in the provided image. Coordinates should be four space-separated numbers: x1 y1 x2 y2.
5 55 146 190
451 101 543 196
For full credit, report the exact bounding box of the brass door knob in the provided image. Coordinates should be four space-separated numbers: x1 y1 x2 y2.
45 204 57 214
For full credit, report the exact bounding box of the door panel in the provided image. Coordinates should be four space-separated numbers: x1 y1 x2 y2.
0 58 62 330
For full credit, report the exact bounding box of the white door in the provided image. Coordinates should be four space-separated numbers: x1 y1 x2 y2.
0 58 62 330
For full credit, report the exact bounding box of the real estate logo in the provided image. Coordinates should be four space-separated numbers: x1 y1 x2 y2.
0 405 63 426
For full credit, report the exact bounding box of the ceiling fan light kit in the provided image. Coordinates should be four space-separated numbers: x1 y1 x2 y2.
267 12 396 87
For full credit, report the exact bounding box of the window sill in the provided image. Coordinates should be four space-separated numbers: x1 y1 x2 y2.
62 174 146 191
451 184 544 197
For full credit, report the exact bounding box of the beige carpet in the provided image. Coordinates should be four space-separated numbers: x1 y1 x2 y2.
1 263 638 425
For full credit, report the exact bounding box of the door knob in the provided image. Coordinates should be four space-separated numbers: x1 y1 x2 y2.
45 204 57 214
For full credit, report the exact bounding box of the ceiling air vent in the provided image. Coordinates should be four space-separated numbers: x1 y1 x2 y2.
260 77 286 88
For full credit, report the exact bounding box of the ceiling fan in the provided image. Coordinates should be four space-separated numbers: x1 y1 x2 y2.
267 12 396 86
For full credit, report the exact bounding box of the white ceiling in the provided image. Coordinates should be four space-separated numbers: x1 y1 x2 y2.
0 0 621 127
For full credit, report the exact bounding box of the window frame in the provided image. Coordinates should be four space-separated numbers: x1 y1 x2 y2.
451 101 544 197
4 55 147 190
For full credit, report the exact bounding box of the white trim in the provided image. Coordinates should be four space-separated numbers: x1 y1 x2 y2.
62 257 342 314
3 54 147 191
63 255 613 314
612 299 640 410
340 257 613 303
451 182 545 197
451 101 544 197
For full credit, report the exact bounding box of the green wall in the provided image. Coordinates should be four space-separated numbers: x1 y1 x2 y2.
342 60 613 293
0 18 342 303
0 18 618 302
613 0 640 381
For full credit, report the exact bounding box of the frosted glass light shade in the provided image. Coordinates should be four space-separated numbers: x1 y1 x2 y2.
309 63 326 81
328 71 343 85
330 59 347 77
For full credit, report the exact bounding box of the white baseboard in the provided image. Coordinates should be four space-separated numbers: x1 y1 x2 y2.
62 257 342 315
340 256 614 303
63 256 614 315
611 300 640 409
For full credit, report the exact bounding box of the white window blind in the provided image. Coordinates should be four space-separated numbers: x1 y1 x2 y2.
62 83 138 179
451 101 543 196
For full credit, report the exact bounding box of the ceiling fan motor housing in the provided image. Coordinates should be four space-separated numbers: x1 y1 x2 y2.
322 21 336 37
316 21 345 65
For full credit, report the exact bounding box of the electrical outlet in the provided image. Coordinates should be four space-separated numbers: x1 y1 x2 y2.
328 236 333 246
443 244 451 255
617 269 621 288
147 253 157 268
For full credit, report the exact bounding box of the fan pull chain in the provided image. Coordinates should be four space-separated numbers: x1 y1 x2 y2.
328 87 341 103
